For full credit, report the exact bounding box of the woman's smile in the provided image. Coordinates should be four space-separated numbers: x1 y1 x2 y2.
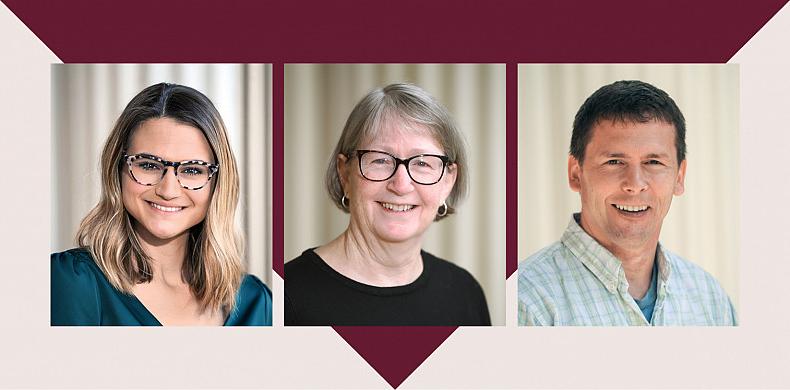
146 200 186 213
377 201 417 213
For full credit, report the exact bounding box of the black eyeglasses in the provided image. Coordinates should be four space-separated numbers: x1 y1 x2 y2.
353 150 451 185
123 153 219 190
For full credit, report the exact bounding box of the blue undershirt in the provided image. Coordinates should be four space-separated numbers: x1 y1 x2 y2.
634 259 658 323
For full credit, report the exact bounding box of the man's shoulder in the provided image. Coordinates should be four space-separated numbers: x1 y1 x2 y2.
517 240 581 310
518 241 574 282
517 241 574 326
662 248 733 302
660 247 737 325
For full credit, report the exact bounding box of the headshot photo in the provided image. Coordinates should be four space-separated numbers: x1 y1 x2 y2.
51 64 273 326
284 64 505 326
518 65 739 326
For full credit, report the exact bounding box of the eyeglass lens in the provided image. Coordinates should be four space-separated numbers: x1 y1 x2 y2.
359 151 445 184
129 157 212 189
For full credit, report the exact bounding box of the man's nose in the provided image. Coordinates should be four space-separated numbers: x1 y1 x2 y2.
622 165 648 194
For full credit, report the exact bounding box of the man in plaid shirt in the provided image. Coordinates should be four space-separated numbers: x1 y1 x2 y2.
518 80 736 326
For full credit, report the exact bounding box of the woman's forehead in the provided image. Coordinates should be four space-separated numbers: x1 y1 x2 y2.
360 120 443 152
127 118 214 162
368 114 439 139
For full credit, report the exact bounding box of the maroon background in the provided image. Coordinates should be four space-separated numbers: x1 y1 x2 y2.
12 0 785 387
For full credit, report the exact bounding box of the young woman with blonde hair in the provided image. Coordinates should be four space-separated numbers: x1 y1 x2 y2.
52 83 271 326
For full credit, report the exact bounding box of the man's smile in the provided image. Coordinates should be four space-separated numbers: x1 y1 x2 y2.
612 203 649 213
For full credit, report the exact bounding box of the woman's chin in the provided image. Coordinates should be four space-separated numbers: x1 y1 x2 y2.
136 223 190 244
372 224 424 244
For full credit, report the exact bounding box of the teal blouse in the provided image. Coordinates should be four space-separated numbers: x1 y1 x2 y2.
51 248 272 326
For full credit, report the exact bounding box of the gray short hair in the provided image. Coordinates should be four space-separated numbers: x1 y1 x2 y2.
325 83 468 221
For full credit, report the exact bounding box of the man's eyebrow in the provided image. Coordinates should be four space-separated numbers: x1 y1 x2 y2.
598 152 671 159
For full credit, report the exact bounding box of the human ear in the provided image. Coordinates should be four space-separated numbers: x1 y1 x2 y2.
337 154 350 193
674 159 687 196
568 156 582 193
440 163 458 199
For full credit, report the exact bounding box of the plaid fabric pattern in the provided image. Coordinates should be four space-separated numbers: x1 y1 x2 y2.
518 214 737 326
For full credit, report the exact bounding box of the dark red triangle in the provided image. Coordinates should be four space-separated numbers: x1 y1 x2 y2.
333 326 457 388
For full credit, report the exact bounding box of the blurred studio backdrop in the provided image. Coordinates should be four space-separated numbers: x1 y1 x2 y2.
284 64 506 325
51 64 273 286
518 64 740 310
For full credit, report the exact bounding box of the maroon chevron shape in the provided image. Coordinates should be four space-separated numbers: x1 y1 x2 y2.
1 0 786 63
333 326 457 388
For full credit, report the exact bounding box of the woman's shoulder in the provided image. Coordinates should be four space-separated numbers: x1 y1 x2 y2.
421 250 486 293
421 250 477 281
51 247 93 261
51 248 103 281
284 248 327 281
229 274 273 326
50 248 104 325
421 250 491 325
285 248 320 270
238 273 272 299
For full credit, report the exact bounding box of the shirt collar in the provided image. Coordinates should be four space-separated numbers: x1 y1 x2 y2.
561 213 672 295
655 244 672 295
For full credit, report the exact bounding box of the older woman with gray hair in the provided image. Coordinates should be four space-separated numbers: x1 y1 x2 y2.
285 83 490 326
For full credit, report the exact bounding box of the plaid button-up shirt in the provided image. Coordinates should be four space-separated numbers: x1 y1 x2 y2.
518 214 737 326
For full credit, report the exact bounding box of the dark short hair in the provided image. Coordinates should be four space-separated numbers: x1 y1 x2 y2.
570 80 686 164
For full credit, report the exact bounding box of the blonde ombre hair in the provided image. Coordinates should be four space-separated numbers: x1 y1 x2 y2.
77 83 244 312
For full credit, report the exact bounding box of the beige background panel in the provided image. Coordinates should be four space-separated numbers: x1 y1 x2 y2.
518 64 740 309
284 64 506 325
51 64 273 285
1 0 789 386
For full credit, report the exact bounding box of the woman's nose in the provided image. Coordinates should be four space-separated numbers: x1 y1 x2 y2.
155 168 182 199
387 164 415 194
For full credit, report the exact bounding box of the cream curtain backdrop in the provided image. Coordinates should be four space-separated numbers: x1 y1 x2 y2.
51 64 273 285
518 64 739 310
284 64 506 325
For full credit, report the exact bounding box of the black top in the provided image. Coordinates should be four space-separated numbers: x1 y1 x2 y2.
285 248 491 326
51 248 272 326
